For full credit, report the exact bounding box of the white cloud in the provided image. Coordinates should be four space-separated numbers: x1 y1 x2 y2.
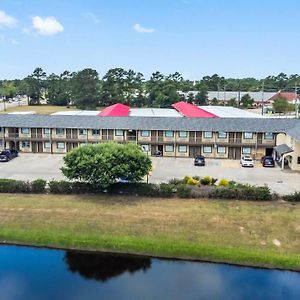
84 12 100 25
0 10 17 28
133 23 155 33
32 16 64 36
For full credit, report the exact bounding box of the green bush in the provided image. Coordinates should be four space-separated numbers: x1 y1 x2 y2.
218 179 229 187
0 179 30 193
71 182 94 194
283 191 300 202
158 183 174 197
48 180 72 194
209 185 272 201
107 182 159 197
176 184 192 198
168 178 184 186
200 176 212 185
31 179 47 193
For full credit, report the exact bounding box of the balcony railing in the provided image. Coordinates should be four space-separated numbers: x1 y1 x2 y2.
151 137 163 142
6 133 19 138
102 135 114 141
31 133 43 138
228 138 242 143
127 136 137 141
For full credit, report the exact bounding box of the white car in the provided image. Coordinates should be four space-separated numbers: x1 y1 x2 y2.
240 155 254 167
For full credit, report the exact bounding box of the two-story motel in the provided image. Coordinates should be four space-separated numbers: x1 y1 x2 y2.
0 102 299 171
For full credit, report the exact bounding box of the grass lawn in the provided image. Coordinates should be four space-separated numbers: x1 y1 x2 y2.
0 105 81 115
0 194 299 270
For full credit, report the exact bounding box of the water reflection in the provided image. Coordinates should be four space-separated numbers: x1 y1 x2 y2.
64 251 151 282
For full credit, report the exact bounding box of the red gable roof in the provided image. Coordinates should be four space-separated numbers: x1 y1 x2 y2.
98 103 130 117
172 101 218 118
269 92 299 102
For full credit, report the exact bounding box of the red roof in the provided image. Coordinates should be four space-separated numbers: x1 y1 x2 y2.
269 92 299 102
98 103 130 117
172 101 218 118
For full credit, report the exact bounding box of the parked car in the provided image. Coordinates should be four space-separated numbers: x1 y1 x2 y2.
240 155 254 167
0 150 13 162
261 156 275 167
6 149 18 158
194 155 205 166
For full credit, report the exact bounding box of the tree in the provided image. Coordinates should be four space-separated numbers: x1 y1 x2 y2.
227 98 238 107
0 81 16 101
272 97 294 114
194 90 208 105
70 68 100 109
46 71 72 106
240 94 254 108
186 92 194 103
61 143 152 189
25 68 47 105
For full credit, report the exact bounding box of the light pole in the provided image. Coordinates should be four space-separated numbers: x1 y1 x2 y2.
142 146 149 183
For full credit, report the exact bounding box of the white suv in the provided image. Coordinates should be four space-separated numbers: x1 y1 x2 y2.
240 155 254 167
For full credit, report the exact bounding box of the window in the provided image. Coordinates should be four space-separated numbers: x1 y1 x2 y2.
264 132 273 140
204 131 213 138
57 142 65 149
178 145 187 153
218 132 227 139
242 147 251 154
244 132 253 139
141 130 150 137
217 146 226 154
179 131 188 138
115 129 124 136
56 128 65 135
44 142 51 149
43 128 50 134
21 141 30 148
92 129 100 136
141 145 150 152
165 145 174 152
79 129 87 135
203 146 212 153
21 128 29 134
165 130 174 138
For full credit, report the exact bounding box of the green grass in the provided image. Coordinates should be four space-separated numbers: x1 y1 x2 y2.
0 194 299 270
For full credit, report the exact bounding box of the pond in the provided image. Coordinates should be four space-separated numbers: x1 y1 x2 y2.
0 245 299 300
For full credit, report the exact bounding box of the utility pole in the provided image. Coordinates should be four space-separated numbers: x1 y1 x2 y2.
295 81 299 119
217 83 220 103
223 85 226 106
261 81 264 115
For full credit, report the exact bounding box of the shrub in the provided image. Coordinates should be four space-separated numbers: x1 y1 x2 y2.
192 176 200 181
187 177 199 185
176 184 192 198
283 191 300 202
31 179 47 193
211 178 218 186
107 182 159 197
71 182 94 194
0 179 30 193
183 176 193 184
200 176 212 185
168 178 184 186
209 185 272 201
48 180 72 194
158 183 174 197
218 179 229 187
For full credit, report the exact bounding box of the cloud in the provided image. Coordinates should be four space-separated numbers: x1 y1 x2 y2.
84 12 100 25
0 10 17 28
133 23 155 33
32 16 64 35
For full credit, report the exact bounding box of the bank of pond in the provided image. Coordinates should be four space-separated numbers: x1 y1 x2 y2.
0 245 299 300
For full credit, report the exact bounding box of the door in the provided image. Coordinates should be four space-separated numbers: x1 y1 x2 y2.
257 133 263 145
189 146 201 157
37 142 43 153
66 129 72 139
32 142 37 153
235 147 241 159
189 131 195 142
158 131 163 142
151 131 157 141
37 128 42 138
229 132 235 143
236 132 242 143
228 147 234 159
72 129 78 139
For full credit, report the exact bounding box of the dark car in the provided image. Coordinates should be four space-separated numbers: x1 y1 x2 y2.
194 155 205 166
6 149 18 158
261 156 275 167
0 149 18 162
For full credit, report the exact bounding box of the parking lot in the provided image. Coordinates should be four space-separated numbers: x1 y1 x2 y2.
0 154 299 195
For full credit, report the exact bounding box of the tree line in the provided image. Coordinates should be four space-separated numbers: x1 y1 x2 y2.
1 68 300 109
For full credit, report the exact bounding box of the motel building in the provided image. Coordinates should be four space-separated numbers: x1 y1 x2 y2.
0 101 299 171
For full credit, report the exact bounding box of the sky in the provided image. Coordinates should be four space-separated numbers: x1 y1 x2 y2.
1 0 300 80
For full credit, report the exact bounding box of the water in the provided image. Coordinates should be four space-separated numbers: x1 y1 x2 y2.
0 245 299 300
